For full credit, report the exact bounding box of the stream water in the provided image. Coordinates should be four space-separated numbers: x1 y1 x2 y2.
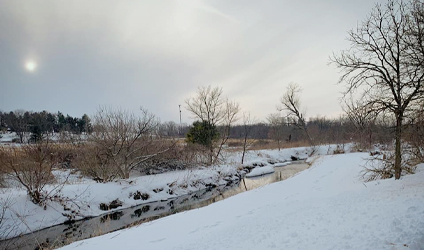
0 162 309 250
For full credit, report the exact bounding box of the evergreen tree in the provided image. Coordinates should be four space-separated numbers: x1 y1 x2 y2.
186 121 218 147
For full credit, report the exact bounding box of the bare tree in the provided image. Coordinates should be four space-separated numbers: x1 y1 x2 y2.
185 86 239 164
278 83 315 150
88 107 165 180
6 110 28 143
158 121 179 137
185 86 226 127
405 99 424 162
267 113 288 151
342 95 378 149
215 99 240 162
241 112 257 164
332 0 424 179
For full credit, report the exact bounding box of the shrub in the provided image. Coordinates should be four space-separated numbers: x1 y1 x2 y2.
0 143 58 205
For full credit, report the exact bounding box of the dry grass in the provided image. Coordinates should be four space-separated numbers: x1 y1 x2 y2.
248 139 311 151
222 139 313 152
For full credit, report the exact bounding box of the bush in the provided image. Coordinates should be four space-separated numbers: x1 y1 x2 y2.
74 144 119 183
0 143 58 205
361 145 420 182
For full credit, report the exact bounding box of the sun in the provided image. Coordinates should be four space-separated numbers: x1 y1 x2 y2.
25 60 37 72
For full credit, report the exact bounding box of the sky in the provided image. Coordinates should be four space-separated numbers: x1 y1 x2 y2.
0 0 385 124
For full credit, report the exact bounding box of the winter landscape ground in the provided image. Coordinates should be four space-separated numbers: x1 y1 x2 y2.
0 144 309 239
55 152 424 250
1 141 423 250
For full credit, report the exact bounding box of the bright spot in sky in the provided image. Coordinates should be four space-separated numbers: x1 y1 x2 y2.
25 60 37 72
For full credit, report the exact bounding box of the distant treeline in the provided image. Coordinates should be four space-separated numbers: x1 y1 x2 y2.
1 108 416 150
0 110 92 143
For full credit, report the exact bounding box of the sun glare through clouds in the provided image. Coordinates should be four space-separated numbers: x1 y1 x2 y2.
25 60 37 72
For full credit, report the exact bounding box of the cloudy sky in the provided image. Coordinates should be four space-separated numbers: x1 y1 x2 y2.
0 0 384 123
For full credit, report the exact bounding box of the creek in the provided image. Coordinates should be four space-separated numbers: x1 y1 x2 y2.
0 162 309 250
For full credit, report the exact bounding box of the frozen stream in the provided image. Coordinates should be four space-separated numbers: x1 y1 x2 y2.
0 162 309 250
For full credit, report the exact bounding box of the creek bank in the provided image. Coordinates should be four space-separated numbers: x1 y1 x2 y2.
1 161 307 250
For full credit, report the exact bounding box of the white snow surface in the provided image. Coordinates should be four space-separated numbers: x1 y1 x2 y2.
1 145 327 239
245 166 275 177
57 152 424 250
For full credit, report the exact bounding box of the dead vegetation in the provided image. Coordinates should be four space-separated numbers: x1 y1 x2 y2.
361 147 421 182
0 142 68 205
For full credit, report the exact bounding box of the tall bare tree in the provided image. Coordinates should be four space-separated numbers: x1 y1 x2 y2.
185 86 239 164
278 83 315 149
332 0 424 179
241 112 257 164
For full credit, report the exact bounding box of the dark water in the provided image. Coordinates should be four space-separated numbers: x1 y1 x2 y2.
0 163 308 250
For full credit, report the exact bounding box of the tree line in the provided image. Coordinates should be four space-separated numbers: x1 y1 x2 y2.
0 110 92 143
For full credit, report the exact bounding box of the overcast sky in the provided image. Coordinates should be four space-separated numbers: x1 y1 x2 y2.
0 0 385 123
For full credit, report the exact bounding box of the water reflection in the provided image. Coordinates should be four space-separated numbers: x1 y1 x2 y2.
0 163 309 250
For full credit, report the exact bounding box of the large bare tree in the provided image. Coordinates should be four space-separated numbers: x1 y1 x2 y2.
278 83 315 149
185 86 239 164
332 0 424 179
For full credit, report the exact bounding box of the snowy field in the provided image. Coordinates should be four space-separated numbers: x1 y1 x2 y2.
55 152 424 250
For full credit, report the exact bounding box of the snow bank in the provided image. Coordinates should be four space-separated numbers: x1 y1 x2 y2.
245 166 275 177
273 162 291 167
58 153 424 250
0 165 240 239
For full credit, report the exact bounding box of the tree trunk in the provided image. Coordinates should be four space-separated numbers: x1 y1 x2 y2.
241 136 247 164
394 114 403 180
209 146 214 165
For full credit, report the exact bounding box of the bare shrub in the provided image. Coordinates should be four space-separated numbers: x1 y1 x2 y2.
74 143 119 182
88 107 163 180
0 195 15 240
361 146 420 182
0 143 58 204
79 107 182 181
361 155 394 182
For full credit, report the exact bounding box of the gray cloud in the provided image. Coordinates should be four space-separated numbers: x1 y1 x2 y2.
0 0 384 123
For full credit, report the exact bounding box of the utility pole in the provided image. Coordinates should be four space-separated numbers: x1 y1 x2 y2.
179 105 182 136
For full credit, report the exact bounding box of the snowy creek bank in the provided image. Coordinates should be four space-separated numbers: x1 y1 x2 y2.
0 155 310 250
54 153 424 250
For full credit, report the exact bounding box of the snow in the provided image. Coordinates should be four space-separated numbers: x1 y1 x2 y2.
0 132 19 143
1 145 322 239
56 152 424 250
272 162 291 167
245 166 274 177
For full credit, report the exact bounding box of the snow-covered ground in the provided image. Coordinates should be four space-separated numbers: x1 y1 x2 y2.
0 132 19 143
56 152 424 250
0 145 323 240
245 166 275 177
